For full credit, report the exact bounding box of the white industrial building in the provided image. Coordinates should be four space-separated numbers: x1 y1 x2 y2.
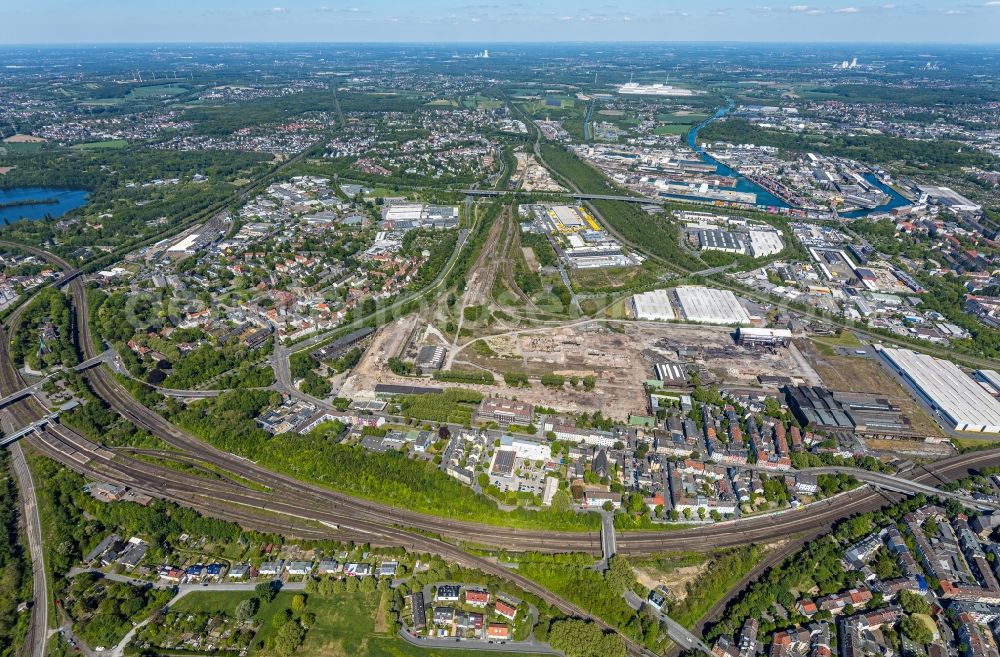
499 435 552 461
878 347 1000 433
917 185 981 213
631 289 676 321
548 205 586 230
168 233 201 253
747 230 784 257
673 286 752 326
617 82 695 97
976 370 1000 397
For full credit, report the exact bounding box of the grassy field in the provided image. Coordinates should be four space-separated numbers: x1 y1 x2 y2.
654 124 692 136
172 590 549 657
126 85 188 99
810 331 863 355
462 94 503 110
72 140 128 150
1 141 47 153
569 264 662 294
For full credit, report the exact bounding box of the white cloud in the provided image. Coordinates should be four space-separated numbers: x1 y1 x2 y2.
881 3 898 8
789 4 810 10
270 6 288 13
807 8 825 14
835 7 861 13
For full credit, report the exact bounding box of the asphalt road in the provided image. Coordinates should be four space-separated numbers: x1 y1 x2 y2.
624 590 711 655
397 627 556 654
8 438 47 657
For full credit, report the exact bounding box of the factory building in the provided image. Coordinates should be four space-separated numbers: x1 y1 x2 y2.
784 385 910 435
416 345 446 374
976 370 1000 397
736 327 792 348
917 185 981 213
698 230 745 254
673 286 752 326
747 230 784 257
654 363 688 387
878 347 1000 433
631 289 676 321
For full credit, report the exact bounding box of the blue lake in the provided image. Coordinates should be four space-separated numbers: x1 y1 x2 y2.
0 187 89 223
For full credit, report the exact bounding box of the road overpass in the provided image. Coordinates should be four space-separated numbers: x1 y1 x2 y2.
806 466 998 511
0 349 114 409
460 188 653 204
0 412 60 448
744 464 999 512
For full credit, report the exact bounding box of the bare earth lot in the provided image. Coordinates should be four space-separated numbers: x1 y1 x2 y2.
345 318 824 420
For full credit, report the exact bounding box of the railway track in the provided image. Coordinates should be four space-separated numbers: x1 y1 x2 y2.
10 265 1000 558
9 237 1000 657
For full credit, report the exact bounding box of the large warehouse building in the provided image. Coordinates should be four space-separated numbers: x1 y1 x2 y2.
631 289 676 321
878 347 1000 433
673 286 752 326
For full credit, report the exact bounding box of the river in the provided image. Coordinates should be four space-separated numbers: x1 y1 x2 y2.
0 187 89 223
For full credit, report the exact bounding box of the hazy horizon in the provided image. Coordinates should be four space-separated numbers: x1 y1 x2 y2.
4 1 1000 46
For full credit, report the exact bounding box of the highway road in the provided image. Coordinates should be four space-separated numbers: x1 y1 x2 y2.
8 437 48 657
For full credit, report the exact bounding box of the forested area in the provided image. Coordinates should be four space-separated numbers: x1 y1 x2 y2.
589 200 704 272
520 232 559 268
9 288 77 371
546 619 626 657
432 369 495 385
664 546 763 628
59 372 165 449
802 84 1000 106
519 553 662 652
538 144 618 195
0 148 271 258
0 452 30 657
64 573 173 648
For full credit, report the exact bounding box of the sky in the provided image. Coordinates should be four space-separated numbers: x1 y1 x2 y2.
2 1 1000 44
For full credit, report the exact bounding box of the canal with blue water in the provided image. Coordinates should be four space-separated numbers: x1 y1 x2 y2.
682 101 906 218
